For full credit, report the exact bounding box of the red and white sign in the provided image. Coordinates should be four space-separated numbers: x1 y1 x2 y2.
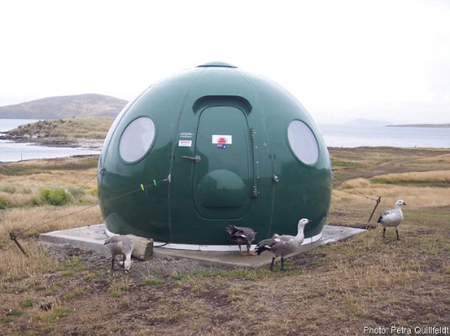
212 135 232 144
178 140 192 147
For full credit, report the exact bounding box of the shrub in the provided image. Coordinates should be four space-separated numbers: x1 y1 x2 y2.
40 188 72 206
31 197 41 206
20 299 37 308
0 196 10 209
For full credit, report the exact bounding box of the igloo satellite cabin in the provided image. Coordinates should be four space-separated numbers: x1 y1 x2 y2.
97 62 332 250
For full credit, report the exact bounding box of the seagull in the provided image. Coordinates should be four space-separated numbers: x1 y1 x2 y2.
254 218 311 271
104 235 134 271
377 199 406 240
226 225 257 256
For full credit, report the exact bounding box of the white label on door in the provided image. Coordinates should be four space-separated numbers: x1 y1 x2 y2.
212 135 232 145
178 140 192 147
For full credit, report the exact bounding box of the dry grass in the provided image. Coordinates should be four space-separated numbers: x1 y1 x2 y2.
0 156 99 209
333 185 450 209
1 147 450 335
417 153 450 164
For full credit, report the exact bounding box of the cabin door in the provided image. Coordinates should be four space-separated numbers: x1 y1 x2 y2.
191 105 252 219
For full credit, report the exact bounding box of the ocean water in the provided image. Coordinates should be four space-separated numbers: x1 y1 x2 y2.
318 123 450 148
0 119 41 132
0 119 101 162
0 119 449 163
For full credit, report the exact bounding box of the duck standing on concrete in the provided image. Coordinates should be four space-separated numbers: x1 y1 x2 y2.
226 225 257 256
254 218 311 271
377 199 406 240
104 235 134 271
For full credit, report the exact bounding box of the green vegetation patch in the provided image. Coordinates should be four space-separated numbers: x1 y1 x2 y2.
143 278 165 286
370 177 450 188
37 307 70 323
331 160 364 170
20 299 38 308
0 196 11 210
40 188 72 206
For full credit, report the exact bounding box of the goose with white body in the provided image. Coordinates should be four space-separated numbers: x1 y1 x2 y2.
254 218 311 271
104 235 134 271
377 199 406 240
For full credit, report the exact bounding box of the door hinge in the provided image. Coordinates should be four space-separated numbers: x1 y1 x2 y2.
252 185 258 198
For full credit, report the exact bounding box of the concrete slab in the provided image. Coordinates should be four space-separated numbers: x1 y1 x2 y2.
39 224 365 269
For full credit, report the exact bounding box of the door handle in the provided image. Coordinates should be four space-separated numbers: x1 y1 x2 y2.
181 155 201 163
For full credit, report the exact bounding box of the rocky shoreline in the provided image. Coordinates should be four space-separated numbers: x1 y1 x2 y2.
0 118 111 151
0 133 104 151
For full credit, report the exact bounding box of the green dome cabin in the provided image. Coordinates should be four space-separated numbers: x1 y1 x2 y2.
97 62 332 251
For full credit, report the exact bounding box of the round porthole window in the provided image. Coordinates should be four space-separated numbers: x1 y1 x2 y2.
287 120 319 165
119 117 155 163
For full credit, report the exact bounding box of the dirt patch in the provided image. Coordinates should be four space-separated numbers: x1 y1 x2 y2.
45 243 219 281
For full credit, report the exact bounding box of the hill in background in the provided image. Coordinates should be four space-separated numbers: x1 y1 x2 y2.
0 94 128 119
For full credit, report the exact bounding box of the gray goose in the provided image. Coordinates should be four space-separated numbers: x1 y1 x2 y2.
255 218 311 271
377 199 406 240
226 225 257 256
104 235 134 271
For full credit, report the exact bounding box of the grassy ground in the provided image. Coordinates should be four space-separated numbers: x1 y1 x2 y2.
1 147 450 335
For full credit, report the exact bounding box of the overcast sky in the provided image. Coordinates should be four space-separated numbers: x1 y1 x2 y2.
1 0 449 124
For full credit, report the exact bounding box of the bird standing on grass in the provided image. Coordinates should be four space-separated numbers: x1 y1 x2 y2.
377 199 406 240
254 218 311 271
226 225 257 256
104 235 134 271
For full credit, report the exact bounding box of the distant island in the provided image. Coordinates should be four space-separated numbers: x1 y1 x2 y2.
348 119 450 128
387 124 450 128
0 117 113 149
0 94 128 119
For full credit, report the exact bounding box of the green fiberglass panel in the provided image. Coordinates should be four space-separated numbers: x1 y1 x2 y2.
97 62 332 246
